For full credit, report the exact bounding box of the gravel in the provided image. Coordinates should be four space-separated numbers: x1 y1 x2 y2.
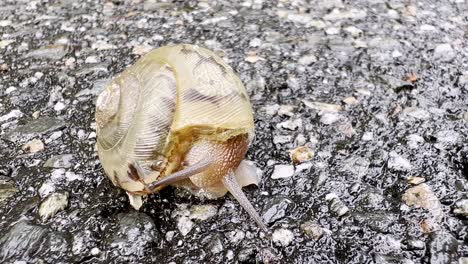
0 0 467 263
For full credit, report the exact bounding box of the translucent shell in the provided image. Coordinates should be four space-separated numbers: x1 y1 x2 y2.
95 44 254 194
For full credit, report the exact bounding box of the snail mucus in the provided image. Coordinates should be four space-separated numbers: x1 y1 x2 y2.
95 44 267 231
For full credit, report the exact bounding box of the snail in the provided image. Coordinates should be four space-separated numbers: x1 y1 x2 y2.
95 44 267 231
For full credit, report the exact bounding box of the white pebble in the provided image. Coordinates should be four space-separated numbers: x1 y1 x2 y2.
54 101 66 111
177 216 194 236
272 228 294 247
388 151 412 171
362 132 374 141
271 164 295 179
38 181 56 198
5 86 17 94
38 192 68 221
0 109 23 123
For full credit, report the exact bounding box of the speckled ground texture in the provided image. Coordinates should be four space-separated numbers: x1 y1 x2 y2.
1 0 467 263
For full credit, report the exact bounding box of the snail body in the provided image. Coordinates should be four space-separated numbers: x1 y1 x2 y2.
95 44 266 231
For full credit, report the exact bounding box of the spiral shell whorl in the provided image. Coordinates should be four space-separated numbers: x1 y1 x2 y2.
96 44 254 193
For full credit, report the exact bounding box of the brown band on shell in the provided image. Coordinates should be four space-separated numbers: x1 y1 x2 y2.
194 56 228 75
160 96 176 111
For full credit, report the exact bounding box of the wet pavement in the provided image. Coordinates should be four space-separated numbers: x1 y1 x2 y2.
0 0 467 263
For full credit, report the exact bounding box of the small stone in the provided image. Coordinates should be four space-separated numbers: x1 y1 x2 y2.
302 100 342 112
38 192 68 221
84 56 99 64
309 20 326 29
54 102 66 111
38 181 55 198
453 199 468 217
403 184 443 232
272 228 294 247
353 39 368 48
0 110 23 123
165 231 175 242
295 134 306 146
290 146 314 164
273 135 292 144
300 221 324 240
226 229 245 244
287 76 301 91
429 231 458 263
0 20 12 27
276 118 302 130
262 198 292 224
189 204 217 221
320 113 341 125
435 130 460 145
90 247 100 256
343 96 358 105
249 38 262 47
298 54 317 65
237 247 255 262
325 27 340 35
0 177 18 205
323 8 367 20
5 86 16 94
177 216 194 236
285 12 312 24
420 24 437 31
208 236 223 254
7 117 65 139
407 176 425 185
46 131 63 143
22 139 45 153
406 239 425 250
91 40 116 50
271 164 295 179
257 247 280 263
344 26 362 37
108 212 160 258
295 162 312 173
65 171 82 182
263 104 280 116
0 40 15 49
362 132 373 141
387 9 400 19
64 57 75 67
378 75 413 91
277 105 295 117
26 45 68 60
88 132 96 139
407 134 424 149
0 221 68 261
245 53 264 63
388 151 412 172
326 193 349 217
434 43 456 62
392 50 402 58
44 154 74 168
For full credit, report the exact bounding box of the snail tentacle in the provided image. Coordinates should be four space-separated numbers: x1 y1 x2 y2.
222 172 268 233
147 159 213 191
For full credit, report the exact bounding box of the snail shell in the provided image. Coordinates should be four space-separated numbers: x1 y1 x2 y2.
95 44 266 231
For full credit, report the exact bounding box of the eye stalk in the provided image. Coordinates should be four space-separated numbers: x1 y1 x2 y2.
131 135 268 232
